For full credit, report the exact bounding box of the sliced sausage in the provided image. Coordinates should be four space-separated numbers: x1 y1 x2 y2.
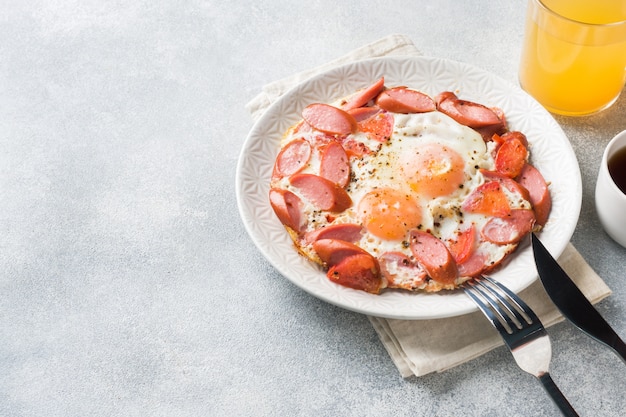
461 181 511 217
379 251 427 290
474 123 508 142
435 92 502 127
269 188 306 232
341 77 385 111
319 141 350 187
289 173 352 212
434 91 457 107
292 120 311 135
273 139 312 178
492 107 508 131
327 253 382 294
480 169 530 201
376 87 436 113
457 250 488 278
495 137 528 178
436 92 505 140
312 238 370 267
481 209 536 244
347 106 381 122
516 163 552 226
304 223 362 244
302 103 357 135
409 230 458 284
474 111 509 142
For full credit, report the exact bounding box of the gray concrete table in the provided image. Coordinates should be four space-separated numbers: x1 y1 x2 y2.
1 1 625 416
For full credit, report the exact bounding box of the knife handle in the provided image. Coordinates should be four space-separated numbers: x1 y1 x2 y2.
538 373 579 417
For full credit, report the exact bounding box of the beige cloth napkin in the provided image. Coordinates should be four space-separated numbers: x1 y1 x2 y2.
246 34 613 378
246 34 420 120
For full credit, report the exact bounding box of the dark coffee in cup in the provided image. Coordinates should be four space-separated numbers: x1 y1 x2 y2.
607 147 626 195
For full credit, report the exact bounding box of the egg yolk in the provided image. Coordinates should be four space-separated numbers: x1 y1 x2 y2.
357 188 422 240
401 142 465 198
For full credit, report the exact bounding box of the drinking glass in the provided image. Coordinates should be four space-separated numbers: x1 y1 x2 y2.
519 0 626 116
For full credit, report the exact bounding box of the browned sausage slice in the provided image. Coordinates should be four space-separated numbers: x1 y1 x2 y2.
327 253 382 294
481 209 536 244
376 87 436 113
379 251 427 290
409 230 458 284
516 163 552 226
305 223 362 244
457 250 488 278
289 173 352 212
319 141 350 187
312 238 370 267
475 124 508 142
341 77 385 111
347 106 381 122
273 139 312 178
302 103 357 135
269 188 306 232
436 91 504 129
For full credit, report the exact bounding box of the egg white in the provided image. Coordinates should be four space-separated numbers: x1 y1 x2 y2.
278 109 528 284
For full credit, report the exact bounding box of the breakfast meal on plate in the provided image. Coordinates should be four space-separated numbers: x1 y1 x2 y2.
268 77 551 294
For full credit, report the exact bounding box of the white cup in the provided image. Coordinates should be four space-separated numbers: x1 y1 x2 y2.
595 130 626 248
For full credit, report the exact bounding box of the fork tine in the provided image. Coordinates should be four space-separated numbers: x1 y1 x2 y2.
474 279 524 330
481 275 539 324
463 280 514 334
464 276 543 337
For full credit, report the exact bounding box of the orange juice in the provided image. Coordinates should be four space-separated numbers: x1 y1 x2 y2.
519 0 626 115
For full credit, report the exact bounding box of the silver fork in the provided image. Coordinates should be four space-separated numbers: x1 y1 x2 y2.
463 276 579 417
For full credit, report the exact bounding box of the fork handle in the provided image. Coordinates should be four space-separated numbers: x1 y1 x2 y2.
538 373 579 417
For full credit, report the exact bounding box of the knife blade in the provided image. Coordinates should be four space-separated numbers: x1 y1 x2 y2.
531 233 626 364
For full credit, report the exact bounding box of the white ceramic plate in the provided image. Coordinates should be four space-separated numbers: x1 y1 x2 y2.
236 56 581 320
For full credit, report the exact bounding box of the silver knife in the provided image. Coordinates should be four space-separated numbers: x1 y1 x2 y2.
531 233 626 364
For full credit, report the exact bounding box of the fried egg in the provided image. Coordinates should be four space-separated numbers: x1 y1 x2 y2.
270 88 540 293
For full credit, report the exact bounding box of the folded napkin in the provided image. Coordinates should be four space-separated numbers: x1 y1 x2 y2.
246 34 613 378
246 34 420 120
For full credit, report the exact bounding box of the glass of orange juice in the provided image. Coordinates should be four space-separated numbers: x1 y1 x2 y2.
519 0 626 116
